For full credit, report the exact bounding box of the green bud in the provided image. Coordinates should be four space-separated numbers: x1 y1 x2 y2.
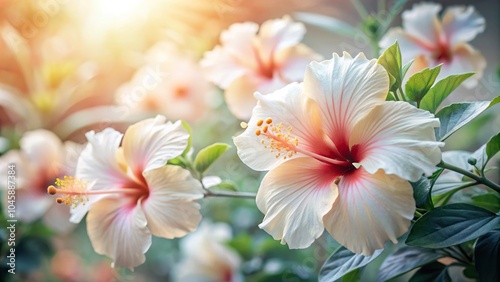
467 157 477 166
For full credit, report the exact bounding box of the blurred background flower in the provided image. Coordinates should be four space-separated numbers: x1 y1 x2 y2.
0 0 498 281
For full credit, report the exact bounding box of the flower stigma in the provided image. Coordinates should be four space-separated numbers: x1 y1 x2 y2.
47 176 141 208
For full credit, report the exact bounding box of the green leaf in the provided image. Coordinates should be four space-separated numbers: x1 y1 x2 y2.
378 42 402 92
406 203 500 248
342 269 360 282
485 132 500 163
475 231 500 282
210 180 238 192
378 246 444 281
194 143 230 174
401 59 414 79
434 96 500 141
294 12 362 39
411 176 433 209
319 247 383 282
181 120 192 157
420 73 474 113
409 262 451 282
471 194 500 213
405 65 441 104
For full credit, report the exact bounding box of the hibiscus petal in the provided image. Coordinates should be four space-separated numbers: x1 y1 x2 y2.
20 129 63 169
401 2 443 49
220 22 260 70
122 116 189 174
142 165 203 239
303 53 389 145
276 44 322 82
86 198 152 270
257 15 306 59
201 46 249 89
257 158 339 248
442 6 485 46
379 28 432 63
323 168 415 256
439 43 486 88
350 101 442 182
234 82 329 171
74 129 128 222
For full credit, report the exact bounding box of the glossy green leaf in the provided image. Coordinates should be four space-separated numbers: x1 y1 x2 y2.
378 246 444 281
411 176 433 209
406 203 500 248
378 42 402 92
405 65 441 104
341 269 360 282
401 59 414 79
409 262 451 282
319 247 383 282
294 12 362 39
194 143 230 174
485 132 500 163
475 231 500 282
434 96 500 141
420 73 474 113
471 194 500 213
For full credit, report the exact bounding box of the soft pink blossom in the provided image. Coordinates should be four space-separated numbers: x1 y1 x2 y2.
0 129 82 233
380 2 486 88
175 222 242 282
201 16 321 119
116 43 216 123
234 53 443 255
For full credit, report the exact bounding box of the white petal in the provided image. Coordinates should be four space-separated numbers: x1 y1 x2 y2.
303 53 389 146
220 22 260 70
223 75 262 120
86 198 152 270
7 189 52 223
142 165 203 239
122 116 189 174
276 44 322 82
401 3 443 48
438 43 486 88
350 101 442 182
201 46 248 89
257 158 339 248
43 204 76 234
442 6 485 46
323 168 415 256
257 15 306 58
234 82 329 171
74 129 128 222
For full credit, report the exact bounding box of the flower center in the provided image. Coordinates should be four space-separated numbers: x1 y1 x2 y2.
434 43 452 63
254 118 351 166
47 176 141 207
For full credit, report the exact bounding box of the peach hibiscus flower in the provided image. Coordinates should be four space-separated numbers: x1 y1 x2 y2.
47 116 204 269
201 16 321 119
0 129 81 233
175 222 242 282
116 43 216 124
380 2 486 88
234 53 443 255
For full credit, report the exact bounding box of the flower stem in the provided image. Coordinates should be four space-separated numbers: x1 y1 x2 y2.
438 161 500 193
204 190 256 199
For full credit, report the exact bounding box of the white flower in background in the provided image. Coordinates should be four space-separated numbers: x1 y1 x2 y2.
47 116 204 269
116 43 216 123
380 2 486 88
175 221 242 282
201 15 322 119
0 129 82 233
234 53 443 255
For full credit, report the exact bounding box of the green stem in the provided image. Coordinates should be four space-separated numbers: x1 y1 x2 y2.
204 190 256 199
438 161 500 193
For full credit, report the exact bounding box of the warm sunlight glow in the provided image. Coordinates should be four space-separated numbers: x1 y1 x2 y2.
92 0 144 27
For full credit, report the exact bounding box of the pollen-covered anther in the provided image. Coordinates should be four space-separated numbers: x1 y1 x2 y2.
255 117 299 159
48 176 90 208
